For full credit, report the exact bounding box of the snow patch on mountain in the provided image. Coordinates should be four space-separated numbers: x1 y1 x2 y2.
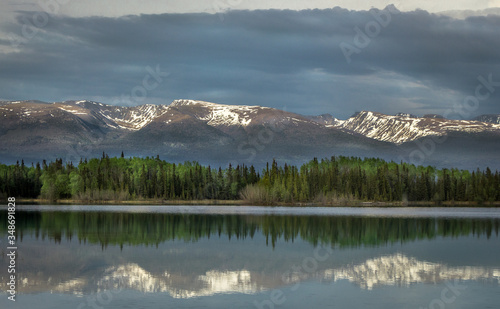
338 111 440 144
171 99 260 127
337 111 500 144
5 99 500 144
96 104 170 130
200 105 254 127
57 105 89 115
171 99 260 111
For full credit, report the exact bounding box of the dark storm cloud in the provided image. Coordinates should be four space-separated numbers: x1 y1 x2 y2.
0 7 499 118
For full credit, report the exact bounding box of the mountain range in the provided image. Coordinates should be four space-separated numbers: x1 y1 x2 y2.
1 99 499 170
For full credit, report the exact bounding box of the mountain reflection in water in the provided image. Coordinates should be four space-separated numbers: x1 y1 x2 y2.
1 208 499 299
14 254 500 298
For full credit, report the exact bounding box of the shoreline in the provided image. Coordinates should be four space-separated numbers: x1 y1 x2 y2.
15 198 500 207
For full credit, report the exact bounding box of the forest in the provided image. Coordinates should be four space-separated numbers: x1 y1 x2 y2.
0 154 499 204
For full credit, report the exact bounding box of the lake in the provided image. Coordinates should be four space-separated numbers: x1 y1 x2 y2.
1 206 500 309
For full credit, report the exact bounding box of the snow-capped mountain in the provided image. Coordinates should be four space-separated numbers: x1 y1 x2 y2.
474 114 500 124
168 99 326 131
1 99 500 169
0 99 389 167
337 110 500 144
169 99 259 127
58 100 171 130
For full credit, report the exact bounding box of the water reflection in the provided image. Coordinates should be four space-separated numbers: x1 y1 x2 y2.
98 265 261 298
93 256 500 297
13 254 500 298
325 254 500 290
1 208 499 300
1 210 499 248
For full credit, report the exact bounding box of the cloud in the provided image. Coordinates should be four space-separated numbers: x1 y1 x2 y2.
0 7 499 118
1 0 498 18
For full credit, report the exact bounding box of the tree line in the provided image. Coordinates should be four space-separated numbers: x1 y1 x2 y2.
0 154 499 203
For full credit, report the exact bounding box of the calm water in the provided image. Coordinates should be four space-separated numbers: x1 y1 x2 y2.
1 206 499 309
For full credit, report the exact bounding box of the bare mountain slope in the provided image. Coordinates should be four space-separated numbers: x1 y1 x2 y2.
1 100 499 169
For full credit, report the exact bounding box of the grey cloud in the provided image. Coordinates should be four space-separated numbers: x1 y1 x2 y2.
0 7 499 119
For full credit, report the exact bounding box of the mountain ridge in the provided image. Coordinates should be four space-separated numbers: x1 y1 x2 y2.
1 99 499 169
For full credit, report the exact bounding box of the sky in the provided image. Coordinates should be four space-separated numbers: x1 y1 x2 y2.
0 1 500 119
